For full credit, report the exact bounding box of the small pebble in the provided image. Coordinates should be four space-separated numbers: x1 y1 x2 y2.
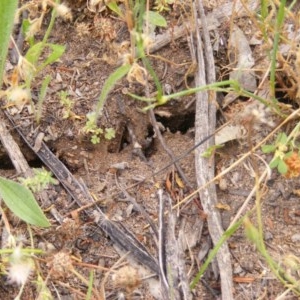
219 178 228 191
291 233 300 243
233 264 243 275
264 231 273 241
110 162 129 170
230 172 240 185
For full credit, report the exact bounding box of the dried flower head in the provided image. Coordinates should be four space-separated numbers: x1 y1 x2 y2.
55 3 72 21
25 15 43 39
112 266 140 293
238 100 275 130
127 63 148 85
8 246 34 285
284 152 300 178
6 86 30 103
87 0 106 12
93 16 116 41
47 251 73 279
0 66 31 111
17 56 36 81
75 23 90 37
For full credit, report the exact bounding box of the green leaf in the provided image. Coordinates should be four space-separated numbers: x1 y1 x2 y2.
25 42 43 66
22 18 35 46
0 0 18 87
106 1 123 18
269 157 280 169
25 43 65 71
104 128 116 140
276 132 288 145
277 160 288 174
261 144 276 153
0 177 50 227
201 144 224 158
22 18 31 36
39 75 51 102
91 135 100 144
38 43 65 71
144 11 167 28
95 64 131 120
284 151 293 159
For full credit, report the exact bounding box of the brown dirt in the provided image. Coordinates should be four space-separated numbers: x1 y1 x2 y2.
1 1 300 299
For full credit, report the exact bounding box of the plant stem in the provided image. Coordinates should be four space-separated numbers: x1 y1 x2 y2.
269 0 286 100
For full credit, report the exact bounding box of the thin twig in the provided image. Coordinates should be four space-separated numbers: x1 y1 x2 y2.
157 189 192 300
157 189 169 296
192 0 233 298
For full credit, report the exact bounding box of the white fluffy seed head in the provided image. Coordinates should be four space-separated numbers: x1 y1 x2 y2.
55 3 72 21
8 246 33 285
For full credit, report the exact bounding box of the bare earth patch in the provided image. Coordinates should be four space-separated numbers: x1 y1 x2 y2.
1 0 300 299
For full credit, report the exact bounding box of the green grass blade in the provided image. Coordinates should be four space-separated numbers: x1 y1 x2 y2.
0 0 18 87
270 0 287 100
94 64 131 120
36 75 51 123
190 216 244 289
260 0 269 20
85 270 94 300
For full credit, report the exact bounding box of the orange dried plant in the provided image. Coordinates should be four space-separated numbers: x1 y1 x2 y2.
284 151 300 178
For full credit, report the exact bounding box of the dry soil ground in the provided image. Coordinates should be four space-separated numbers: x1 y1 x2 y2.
1 0 300 299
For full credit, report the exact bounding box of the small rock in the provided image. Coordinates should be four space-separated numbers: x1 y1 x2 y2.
291 233 300 243
233 264 243 275
264 231 273 241
218 178 228 191
110 162 129 170
230 172 240 185
241 260 255 272
126 203 134 217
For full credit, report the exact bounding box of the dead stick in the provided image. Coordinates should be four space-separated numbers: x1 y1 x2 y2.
0 117 31 177
192 0 233 299
149 0 258 54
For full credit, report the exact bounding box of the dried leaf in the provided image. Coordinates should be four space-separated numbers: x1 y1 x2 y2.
215 203 230 211
228 25 256 92
215 124 246 144
174 172 184 189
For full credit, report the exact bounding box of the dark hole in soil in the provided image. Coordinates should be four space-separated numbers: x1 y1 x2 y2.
275 89 299 109
59 157 79 173
29 158 44 168
119 125 156 158
0 155 14 170
119 128 130 152
155 112 195 134
0 155 43 170
144 125 156 158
